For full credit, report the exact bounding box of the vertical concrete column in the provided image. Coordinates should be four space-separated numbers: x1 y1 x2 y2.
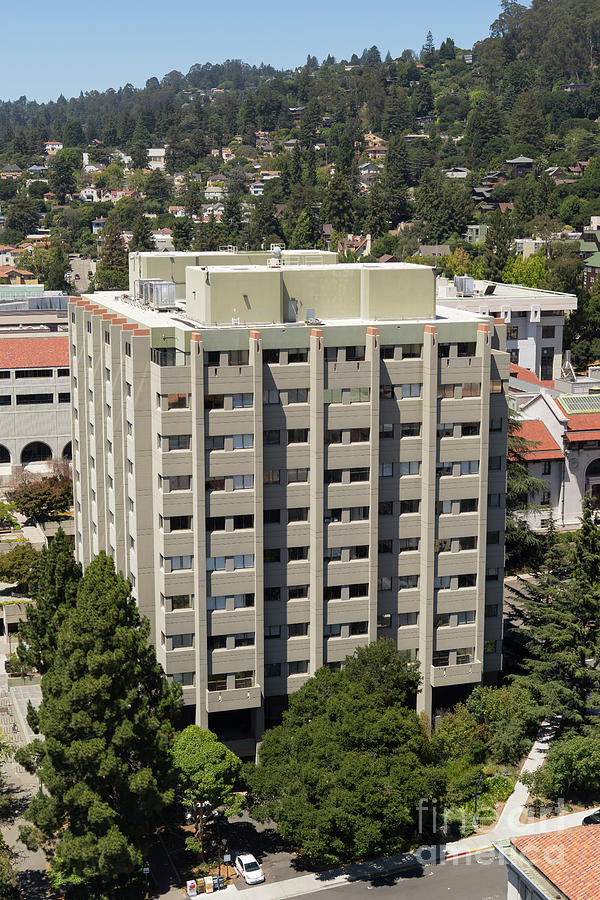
417 324 438 718
309 328 325 672
475 323 491 668
69 299 86 564
190 333 209 728
250 331 265 739
366 327 380 641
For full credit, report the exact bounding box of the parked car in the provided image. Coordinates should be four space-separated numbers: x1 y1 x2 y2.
582 809 600 825
235 854 265 885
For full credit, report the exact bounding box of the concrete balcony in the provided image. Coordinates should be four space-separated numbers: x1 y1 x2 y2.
430 660 482 687
205 684 262 713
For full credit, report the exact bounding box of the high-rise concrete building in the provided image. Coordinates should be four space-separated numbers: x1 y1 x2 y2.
70 261 508 756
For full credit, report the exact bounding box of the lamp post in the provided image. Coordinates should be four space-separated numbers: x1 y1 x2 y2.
471 774 485 829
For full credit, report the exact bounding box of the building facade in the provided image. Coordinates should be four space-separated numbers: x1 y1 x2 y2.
70 262 508 755
0 335 72 481
437 278 577 383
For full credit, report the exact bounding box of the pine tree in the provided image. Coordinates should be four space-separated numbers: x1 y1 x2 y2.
17 553 181 895
18 527 81 675
290 208 318 249
129 215 154 252
382 135 410 226
95 219 128 291
481 210 515 281
290 144 303 186
320 171 355 232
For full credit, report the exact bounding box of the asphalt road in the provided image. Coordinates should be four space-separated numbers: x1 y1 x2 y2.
290 852 508 900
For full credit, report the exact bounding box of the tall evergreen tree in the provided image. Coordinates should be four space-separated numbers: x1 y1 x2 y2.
382 135 410 226
481 210 515 281
94 219 128 291
320 171 354 232
128 215 154 252
17 553 181 895
18 527 81 675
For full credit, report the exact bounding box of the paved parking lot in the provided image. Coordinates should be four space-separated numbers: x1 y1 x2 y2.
223 811 314 889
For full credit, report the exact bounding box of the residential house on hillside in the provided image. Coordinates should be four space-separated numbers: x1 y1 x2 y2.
366 145 388 161
443 166 470 179
282 138 298 151
1 165 21 180
204 175 229 201
338 234 372 257
249 180 265 197
168 206 186 218
358 161 382 191
418 244 451 258
200 203 224 223
0 266 36 285
44 141 63 156
583 251 600 291
504 156 534 178
464 224 489 244
27 164 47 176
0 246 17 267
147 148 166 170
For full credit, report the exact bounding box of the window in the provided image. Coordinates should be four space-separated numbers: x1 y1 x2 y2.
457 574 477 588
433 651 450 667
327 429 342 444
457 611 476 625
129 534 135 550
489 456 502 470
399 575 419 590
349 467 369 482
207 675 227 692
435 613 450 627
507 325 519 341
205 350 221 365
264 587 281 602
15 368 52 379
325 585 343 599
324 388 343 404
264 548 281 563
399 612 418 626
167 434 191 451
324 623 342 637
490 418 503 432
435 538 451 552
58 367 70 378
437 422 454 438
264 469 280 484
289 623 309 637
460 498 478 513
348 583 368 597
377 615 392 629
349 427 369 443
380 423 394 439
349 387 369 403
127 421 133 436
325 469 343 484
436 500 452 515
379 500 394 515
401 383 421 398
399 461 420 476
263 349 280 364
399 537 419 552
125 382 132 397
287 468 309 484
288 546 309 561
289 585 309 599
541 490 551 504
125 341 131 357
350 506 369 521
287 428 309 444
169 555 193 571
287 388 308 404
288 348 308 363
350 621 368 635
232 392 253 408
325 546 342 561
380 345 395 359
345 345 365 361
379 463 393 478
234 671 253 688
485 604 499 617
542 325 555 339
207 595 227 611
325 508 342 523
171 672 194 686
460 460 479 475
484 640 498 655
378 576 392 591
461 423 480 437
491 379 503 393
229 349 249 366
208 635 227 650
435 575 451 589
400 422 421 438
378 540 393 554
171 633 194 649
206 435 225 450
263 389 280 405
163 474 191 492
264 508 280 523
380 384 394 399
16 393 53 405
288 507 309 522
402 343 421 359
205 394 224 410
348 545 368 559
459 536 477 551
171 595 192 610
170 515 192 531
167 393 189 410
127 459 133 474
288 660 309 675
456 647 474 664
461 383 480 398
206 477 225 492
234 632 254 647
488 493 501 507
400 499 419 514
457 342 476 358
233 514 253 530
0 396 10 407
542 460 551 475
264 429 280 445
58 392 70 403
107 440 112 454
265 663 282 678
233 474 254 490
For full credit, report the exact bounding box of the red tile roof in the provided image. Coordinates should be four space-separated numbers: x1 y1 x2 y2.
0 336 69 369
512 825 600 899
518 419 564 460
565 430 600 442
510 363 554 390
0 265 34 277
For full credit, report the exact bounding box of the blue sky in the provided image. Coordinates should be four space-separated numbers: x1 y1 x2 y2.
7 0 506 103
